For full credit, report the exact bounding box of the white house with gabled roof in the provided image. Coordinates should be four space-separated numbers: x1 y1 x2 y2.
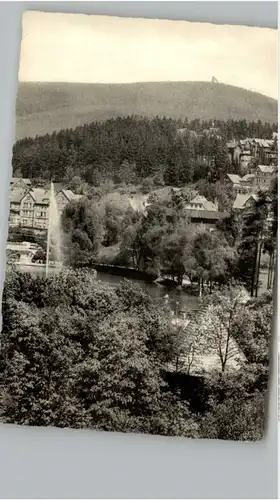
233 193 258 212
185 195 218 212
56 189 83 215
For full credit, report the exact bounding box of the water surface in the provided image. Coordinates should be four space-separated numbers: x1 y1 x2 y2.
10 264 200 313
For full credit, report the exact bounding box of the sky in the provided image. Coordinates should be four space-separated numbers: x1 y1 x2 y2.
19 11 278 99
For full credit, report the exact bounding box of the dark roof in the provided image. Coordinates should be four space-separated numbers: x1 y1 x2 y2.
185 209 229 220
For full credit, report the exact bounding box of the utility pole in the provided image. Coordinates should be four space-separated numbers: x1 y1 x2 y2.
267 247 275 290
254 234 262 298
250 239 258 297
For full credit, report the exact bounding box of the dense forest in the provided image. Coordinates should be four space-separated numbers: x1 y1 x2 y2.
13 117 277 187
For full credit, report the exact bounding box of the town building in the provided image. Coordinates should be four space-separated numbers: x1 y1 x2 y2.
184 195 228 229
9 191 24 227
202 127 221 140
176 128 189 138
253 138 276 164
227 141 242 164
185 195 218 212
233 193 258 213
241 173 256 190
226 173 256 195
20 188 50 229
8 179 81 230
227 137 277 172
56 189 82 214
239 150 254 172
9 177 31 193
255 165 277 191
9 178 32 222
226 174 244 194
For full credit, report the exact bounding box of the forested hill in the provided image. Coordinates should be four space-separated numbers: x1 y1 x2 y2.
12 116 277 186
16 81 277 140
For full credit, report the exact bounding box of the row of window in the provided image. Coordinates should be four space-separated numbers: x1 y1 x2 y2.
189 204 203 209
21 210 33 217
21 210 48 217
21 219 48 229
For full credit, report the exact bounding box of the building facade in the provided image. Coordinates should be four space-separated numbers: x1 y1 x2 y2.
9 178 31 193
9 179 80 230
56 189 82 215
227 137 277 172
226 173 256 195
184 195 227 229
185 195 218 212
233 193 258 213
255 165 276 191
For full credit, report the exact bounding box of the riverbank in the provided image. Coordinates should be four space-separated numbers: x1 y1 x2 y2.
83 262 157 283
7 262 201 314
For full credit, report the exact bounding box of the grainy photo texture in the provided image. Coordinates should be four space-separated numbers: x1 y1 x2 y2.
1 11 278 441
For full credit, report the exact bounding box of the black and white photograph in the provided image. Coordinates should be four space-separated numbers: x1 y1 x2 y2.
1 11 277 441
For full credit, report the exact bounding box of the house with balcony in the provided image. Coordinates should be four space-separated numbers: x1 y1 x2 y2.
8 181 81 231
20 188 50 229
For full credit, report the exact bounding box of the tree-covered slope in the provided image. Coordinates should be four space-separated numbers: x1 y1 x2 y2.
16 81 277 139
